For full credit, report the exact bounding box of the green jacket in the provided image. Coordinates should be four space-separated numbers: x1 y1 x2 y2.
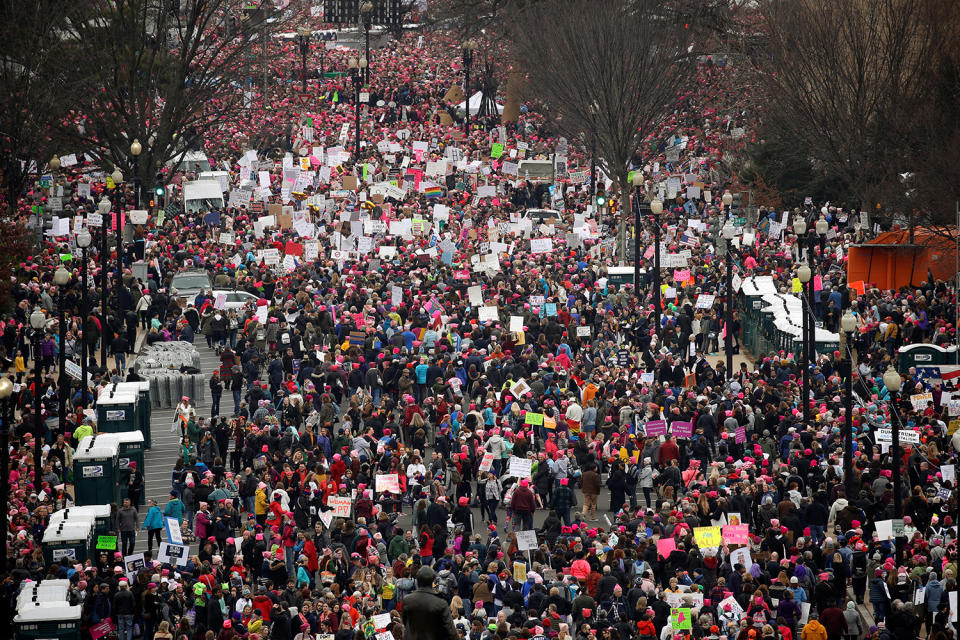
186 419 201 443
387 534 410 562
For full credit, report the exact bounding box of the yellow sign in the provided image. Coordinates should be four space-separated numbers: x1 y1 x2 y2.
513 561 526 582
106 176 116 189
792 277 802 293
693 526 722 548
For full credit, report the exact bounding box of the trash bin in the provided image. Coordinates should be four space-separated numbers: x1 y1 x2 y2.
48 505 113 537
96 391 138 434
116 430 145 506
72 435 120 506
15 602 82 640
41 521 93 565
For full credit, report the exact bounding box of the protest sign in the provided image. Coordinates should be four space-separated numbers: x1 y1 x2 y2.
516 530 538 551
657 537 677 558
693 526 722 548
96 535 117 550
327 496 352 517
722 524 749 545
729 545 752 570
508 456 532 478
695 294 715 308
479 452 495 473
644 420 667 437
375 474 400 493
510 378 531 398
670 609 692 630
670 421 692 438
165 517 183 545
524 412 544 425
513 561 527 582
124 553 146 581
157 542 189 567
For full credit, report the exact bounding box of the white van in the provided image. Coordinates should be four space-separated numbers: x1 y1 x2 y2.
182 180 224 213
198 171 231 192
174 151 211 174
523 208 562 225
517 159 554 182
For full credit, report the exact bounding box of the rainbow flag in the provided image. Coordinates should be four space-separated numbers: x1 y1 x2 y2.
424 185 443 198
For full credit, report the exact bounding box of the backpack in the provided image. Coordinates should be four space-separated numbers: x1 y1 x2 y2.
436 569 457 596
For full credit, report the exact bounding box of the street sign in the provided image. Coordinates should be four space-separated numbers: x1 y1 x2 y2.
297 93 312 108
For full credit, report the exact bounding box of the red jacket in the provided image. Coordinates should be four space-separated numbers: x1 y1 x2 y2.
658 440 680 466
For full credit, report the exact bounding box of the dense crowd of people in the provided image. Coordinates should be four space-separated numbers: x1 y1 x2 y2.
1 8 958 640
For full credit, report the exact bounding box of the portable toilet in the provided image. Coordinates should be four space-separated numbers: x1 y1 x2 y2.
48 505 112 537
117 381 153 448
96 390 138 434
116 430 145 506
15 602 82 640
17 579 70 609
41 521 93 565
72 435 121 506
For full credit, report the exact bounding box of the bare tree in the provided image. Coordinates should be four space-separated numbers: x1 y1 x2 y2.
0 0 73 213
506 0 697 213
758 0 957 221
59 0 289 199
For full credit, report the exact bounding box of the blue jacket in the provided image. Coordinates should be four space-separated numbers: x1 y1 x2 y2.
869 577 889 604
163 498 186 523
142 505 164 530
925 578 943 610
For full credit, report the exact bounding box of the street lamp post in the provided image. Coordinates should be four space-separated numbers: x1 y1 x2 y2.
297 26 311 93
462 39 477 133
0 376 12 575
349 56 367 159
722 223 736 377
840 309 857 496
77 230 92 405
130 139 141 208
0 377 12 571
807 217 828 363
631 173 643 291
883 366 904 564
54 267 70 426
650 198 663 338
794 216 810 426
97 197 110 369
111 168 124 286
360 1 373 85
29 308 45 477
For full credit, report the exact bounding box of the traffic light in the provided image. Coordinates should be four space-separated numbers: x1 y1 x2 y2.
595 192 606 208
154 185 164 209
731 192 742 214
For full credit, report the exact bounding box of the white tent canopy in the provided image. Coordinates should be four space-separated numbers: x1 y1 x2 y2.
457 91 504 115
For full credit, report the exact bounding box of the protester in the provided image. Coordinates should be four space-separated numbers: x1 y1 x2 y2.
1 9 958 640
